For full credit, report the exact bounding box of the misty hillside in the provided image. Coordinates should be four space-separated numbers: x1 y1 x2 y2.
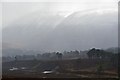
49 10 118 51
3 13 64 51
3 10 118 54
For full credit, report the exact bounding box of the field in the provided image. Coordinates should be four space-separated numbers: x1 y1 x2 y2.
2 58 118 79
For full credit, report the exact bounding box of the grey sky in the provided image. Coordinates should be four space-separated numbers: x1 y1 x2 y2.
1 0 119 54
1 0 118 28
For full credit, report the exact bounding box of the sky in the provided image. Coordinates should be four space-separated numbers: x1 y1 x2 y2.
1 0 119 28
0 0 119 53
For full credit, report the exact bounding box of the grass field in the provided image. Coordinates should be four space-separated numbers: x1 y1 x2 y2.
2 59 118 78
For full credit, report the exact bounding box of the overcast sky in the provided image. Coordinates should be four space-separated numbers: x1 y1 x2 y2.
0 0 119 55
1 0 119 28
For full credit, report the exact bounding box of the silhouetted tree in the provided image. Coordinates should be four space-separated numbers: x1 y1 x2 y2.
15 56 18 61
56 52 62 60
87 48 112 60
87 48 96 59
96 64 104 77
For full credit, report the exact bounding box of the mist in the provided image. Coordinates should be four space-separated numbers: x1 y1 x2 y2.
2 2 118 56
